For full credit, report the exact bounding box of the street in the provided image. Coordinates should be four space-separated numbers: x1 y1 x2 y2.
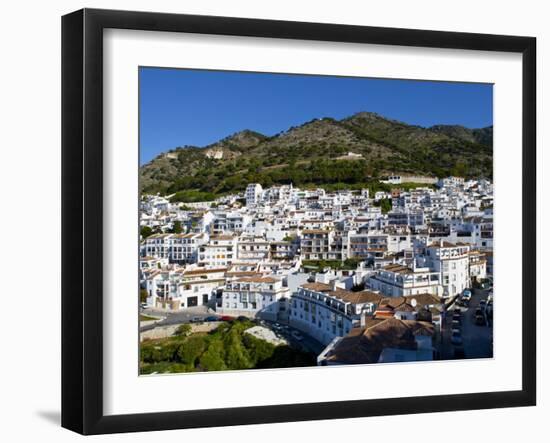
140 305 214 331
439 288 493 360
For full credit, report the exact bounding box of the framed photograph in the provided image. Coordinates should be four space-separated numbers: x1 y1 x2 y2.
62 8 536 435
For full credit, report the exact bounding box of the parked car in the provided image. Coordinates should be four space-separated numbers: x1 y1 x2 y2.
140 303 148 310
204 315 220 322
220 315 235 321
189 316 203 323
236 316 249 322
475 307 483 317
479 300 487 310
451 331 463 346
291 330 303 341
462 289 472 300
481 281 493 290
475 314 486 326
453 307 462 315
486 301 494 320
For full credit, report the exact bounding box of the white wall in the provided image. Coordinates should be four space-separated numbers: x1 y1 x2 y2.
0 0 547 441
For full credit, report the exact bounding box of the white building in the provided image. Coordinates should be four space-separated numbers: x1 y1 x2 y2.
469 250 487 282
198 235 238 268
300 229 336 260
438 176 465 188
176 267 227 309
245 183 263 207
143 269 180 310
140 178 493 318
139 256 168 274
425 240 470 297
169 233 208 264
368 262 444 298
237 238 271 262
317 317 435 365
141 233 172 259
219 276 288 321
289 281 383 346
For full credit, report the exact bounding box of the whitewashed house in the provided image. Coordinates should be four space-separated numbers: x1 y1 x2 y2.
425 240 470 297
367 262 444 298
289 281 383 346
245 183 263 207
198 235 238 268
219 276 289 320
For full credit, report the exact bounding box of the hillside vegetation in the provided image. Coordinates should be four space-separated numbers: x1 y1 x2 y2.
140 112 493 198
140 319 315 374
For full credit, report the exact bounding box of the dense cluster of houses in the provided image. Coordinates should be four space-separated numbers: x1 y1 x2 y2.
140 176 492 364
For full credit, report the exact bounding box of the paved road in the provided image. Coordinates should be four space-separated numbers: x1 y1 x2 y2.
439 288 493 360
140 305 215 331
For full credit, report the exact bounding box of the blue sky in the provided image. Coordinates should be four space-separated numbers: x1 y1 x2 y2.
139 67 493 164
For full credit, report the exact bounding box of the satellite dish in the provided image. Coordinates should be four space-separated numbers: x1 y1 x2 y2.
411 298 417 308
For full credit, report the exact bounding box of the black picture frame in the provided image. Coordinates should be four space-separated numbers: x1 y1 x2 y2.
62 8 537 435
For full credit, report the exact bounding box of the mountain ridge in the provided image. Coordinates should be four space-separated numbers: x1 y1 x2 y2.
140 111 492 197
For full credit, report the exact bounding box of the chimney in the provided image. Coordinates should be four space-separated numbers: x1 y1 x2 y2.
330 279 338 291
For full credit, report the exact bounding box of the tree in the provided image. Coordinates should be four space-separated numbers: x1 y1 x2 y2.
139 288 148 304
243 334 275 365
174 323 192 337
140 225 153 239
176 335 206 366
199 339 227 371
171 220 183 234
379 198 392 213
223 329 252 369
373 198 392 214
343 258 362 269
